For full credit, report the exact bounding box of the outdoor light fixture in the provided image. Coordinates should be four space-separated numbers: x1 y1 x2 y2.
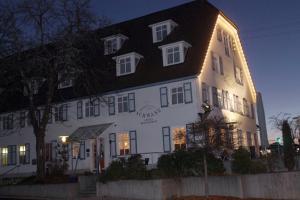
59 136 69 143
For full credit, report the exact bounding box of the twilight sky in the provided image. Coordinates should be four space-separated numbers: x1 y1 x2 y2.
91 0 300 142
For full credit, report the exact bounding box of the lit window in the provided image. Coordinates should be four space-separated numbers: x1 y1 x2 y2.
1 147 8 166
72 142 80 159
171 87 184 105
118 132 130 155
159 41 191 67
118 96 128 113
173 127 186 151
19 144 30 165
149 19 177 43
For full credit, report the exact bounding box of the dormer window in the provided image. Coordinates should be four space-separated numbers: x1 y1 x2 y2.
149 19 178 43
113 52 143 76
58 71 74 89
159 41 191 66
102 34 128 55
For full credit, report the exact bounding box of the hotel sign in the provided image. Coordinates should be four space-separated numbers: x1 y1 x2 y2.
136 105 161 124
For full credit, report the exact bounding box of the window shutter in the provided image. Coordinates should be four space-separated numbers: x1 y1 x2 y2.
80 141 85 159
184 82 192 104
109 133 116 157
212 87 218 107
162 127 171 152
108 96 115 115
160 87 168 107
25 143 30 164
52 140 57 161
77 101 83 119
219 56 224 75
128 93 135 112
211 51 215 71
129 131 137 154
94 99 100 116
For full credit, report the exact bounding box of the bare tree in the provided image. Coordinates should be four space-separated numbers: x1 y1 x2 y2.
0 0 110 180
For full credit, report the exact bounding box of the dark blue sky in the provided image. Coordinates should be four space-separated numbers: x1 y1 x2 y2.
91 0 300 141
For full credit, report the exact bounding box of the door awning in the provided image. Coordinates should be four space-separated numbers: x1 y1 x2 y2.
68 123 113 142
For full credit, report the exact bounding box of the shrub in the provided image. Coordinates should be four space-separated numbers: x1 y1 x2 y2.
157 149 225 178
232 147 252 174
125 154 147 179
232 147 267 174
99 159 126 182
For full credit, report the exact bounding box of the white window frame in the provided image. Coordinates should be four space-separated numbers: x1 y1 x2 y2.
171 86 184 105
159 41 191 67
113 52 143 76
102 34 128 55
149 19 178 43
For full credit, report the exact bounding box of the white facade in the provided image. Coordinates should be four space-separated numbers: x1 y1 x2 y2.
0 14 259 176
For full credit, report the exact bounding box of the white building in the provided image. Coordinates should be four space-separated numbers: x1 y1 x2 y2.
0 1 259 177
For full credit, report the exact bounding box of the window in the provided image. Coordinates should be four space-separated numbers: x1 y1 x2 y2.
58 72 73 89
72 142 80 159
234 65 243 85
114 52 143 76
247 131 252 147
211 52 224 75
156 24 168 42
20 112 26 128
118 132 130 156
243 98 250 116
129 131 137 154
104 38 117 55
93 99 100 116
1 147 8 166
19 144 30 164
103 34 127 55
3 114 13 130
149 19 177 43
237 129 243 147
184 82 192 104
55 104 68 121
128 93 135 112
217 27 223 42
8 145 17 165
167 46 180 65
223 32 230 57
109 133 116 157
223 90 228 110
212 87 218 107
233 95 242 114
120 57 131 74
108 96 115 115
160 87 168 107
85 101 94 117
173 127 186 151
162 127 171 152
217 89 223 108
159 41 191 67
202 82 210 104
118 96 128 113
171 86 184 105
77 101 83 119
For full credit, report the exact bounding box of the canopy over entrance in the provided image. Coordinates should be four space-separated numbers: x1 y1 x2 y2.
68 123 112 141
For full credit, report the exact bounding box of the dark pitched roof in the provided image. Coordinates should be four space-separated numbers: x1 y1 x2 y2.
0 0 221 113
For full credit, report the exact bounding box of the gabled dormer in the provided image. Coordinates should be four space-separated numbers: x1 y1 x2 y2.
149 19 178 43
113 52 143 76
159 41 191 67
102 34 128 55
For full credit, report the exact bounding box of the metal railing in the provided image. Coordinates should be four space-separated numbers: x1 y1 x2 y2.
0 165 20 178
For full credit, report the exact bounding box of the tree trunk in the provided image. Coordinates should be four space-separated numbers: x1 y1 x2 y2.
36 132 45 180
